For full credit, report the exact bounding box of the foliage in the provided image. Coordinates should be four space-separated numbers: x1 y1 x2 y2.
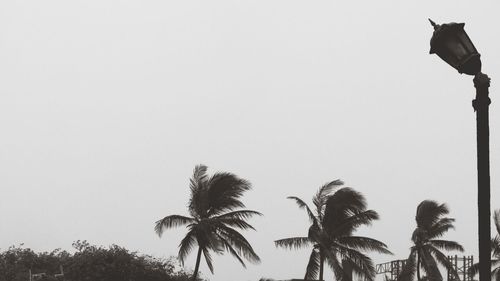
398 200 464 281
0 241 197 281
275 180 392 281
469 209 500 280
155 164 261 280
0 245 70 281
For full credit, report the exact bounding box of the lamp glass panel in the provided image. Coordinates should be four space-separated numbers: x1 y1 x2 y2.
445 35 468 60
457 32 477 53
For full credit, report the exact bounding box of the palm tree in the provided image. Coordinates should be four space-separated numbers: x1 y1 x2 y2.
398 200 464 281
274 180 392 281
470 209 500 281
154 164 261 280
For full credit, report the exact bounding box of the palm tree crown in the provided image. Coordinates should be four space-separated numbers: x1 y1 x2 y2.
275 180 392 281
398 200 464 281
470 209 500 280
155 165 261 280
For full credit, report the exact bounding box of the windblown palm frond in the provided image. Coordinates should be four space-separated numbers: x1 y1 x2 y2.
287 196 318 225
331 210 380 237
398 250 417 281
415 201 449 229
206 172 251 216
274 237 312 250
178 228 198 264
189 165 209 218
154 215 196 236
337 236 393 255
313 180 344 219
304 248 321 280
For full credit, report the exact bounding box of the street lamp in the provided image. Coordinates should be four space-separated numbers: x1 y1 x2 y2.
428 19 491 281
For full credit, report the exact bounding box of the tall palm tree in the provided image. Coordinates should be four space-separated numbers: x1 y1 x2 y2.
154 164 261 280
470 209 500 281
398 200 464 281
275 180 392 281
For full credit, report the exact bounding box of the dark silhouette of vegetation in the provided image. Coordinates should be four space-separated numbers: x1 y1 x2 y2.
398 200 464 281
470 209 500 280
0 241 195 281
274 180 392 281
155 164 261 280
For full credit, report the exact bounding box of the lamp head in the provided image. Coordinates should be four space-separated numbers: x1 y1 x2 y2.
429 19 481 75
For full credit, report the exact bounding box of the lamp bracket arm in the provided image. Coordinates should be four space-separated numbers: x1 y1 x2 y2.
472 72 491 111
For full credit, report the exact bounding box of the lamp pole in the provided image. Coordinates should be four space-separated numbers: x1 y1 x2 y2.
473 72 491 281
428 20 491 281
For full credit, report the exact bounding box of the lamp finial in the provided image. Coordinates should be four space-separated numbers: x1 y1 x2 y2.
428 19 438 29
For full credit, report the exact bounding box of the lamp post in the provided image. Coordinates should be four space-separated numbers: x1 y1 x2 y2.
428 19 491 281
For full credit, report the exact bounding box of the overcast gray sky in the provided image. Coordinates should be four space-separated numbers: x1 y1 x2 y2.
1 1 499 281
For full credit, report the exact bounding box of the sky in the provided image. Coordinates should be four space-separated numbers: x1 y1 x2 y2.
1 1 499 281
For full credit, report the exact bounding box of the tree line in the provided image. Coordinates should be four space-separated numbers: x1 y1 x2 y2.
155 165 499 281
0 240 201 281
3 164 498 281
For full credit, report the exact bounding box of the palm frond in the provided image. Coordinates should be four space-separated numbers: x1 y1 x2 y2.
178 229 198 265
468 261 480 276
427 245 459 281
419 248 442 281
333 242 376 280
415 200 450 229
304 248 321 280
323 250 345 281
154 215 195 237
329 210 379 237
206 172 251 216
189 165 209 218
428 240 464 252
215 232 247 268
492 235 500 257
343 257 372 281
326 187 367 213
397 250 417 281
217 217 256 230
493 266 500 281
337 236 393 255
274 237 312 250
218 225 260 264
313 180 344 218
215 210 263 220
468 259 500 277
195 224 223 254
323 188 368 233
287 196 318 225
203 248 215 274
192 164 208 182
495 210 500 237
427 218 456 239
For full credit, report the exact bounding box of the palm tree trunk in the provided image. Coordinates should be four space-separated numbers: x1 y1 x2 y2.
319 249 324 281
417 251 421 281
192 247 203 281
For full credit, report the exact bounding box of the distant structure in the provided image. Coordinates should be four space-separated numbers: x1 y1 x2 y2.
447 255 474 281
259 279 323 281
29 265 64 281
376 259 407 281
375 256 475 281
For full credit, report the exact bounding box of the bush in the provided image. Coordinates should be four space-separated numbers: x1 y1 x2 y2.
0 241 197 281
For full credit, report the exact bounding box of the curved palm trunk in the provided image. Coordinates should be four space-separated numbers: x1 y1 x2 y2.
192 247 203 281
319 249 324 281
